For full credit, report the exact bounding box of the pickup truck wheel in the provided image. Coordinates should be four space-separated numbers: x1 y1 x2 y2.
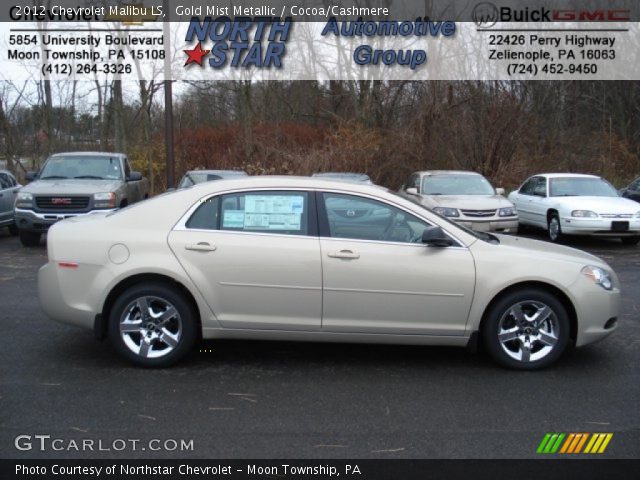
108 283 197 367
8 224 18 236
19 230 41 247
482 288 570 370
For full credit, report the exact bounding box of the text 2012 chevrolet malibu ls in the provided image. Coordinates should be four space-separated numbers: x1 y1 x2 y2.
38 177 620 369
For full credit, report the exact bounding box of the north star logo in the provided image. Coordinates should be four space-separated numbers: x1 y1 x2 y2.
51 198 72 205
183 17 292 69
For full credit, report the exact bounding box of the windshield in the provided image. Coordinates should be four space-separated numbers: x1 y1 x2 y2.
421 174 495 195
549 177 618 197
40 155 122 180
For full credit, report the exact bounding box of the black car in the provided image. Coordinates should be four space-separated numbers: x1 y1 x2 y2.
620 176 640 203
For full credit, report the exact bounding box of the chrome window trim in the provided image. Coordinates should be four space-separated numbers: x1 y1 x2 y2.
172 186 469 249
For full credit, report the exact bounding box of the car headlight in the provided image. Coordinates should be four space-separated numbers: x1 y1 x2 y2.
433 207 460 218
572 210 598 218
581 265 613 290
498 206 517 217
15 192 33 209
93 192 116 209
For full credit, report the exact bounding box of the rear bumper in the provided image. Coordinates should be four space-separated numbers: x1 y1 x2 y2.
455 218 519 233
15 208 116 233
38 261 97 330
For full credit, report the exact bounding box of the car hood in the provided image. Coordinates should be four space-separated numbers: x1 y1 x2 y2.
551 196 640 214
421 194 514 209
21 179 122 195
495 234 603 265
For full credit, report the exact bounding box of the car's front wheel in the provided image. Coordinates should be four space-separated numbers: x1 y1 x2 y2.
547 213 564 243
482 288 570 370
18 229 41 247
108 283 198 367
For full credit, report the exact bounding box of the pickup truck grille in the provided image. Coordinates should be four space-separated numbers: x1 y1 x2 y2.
35 195 91 212
460 209 496 218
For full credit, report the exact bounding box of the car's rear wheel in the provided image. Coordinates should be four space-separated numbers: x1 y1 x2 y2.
482 289 570 370
108 283 197 367
621 236 640 246
547 213 564 243
8 224 18 236
18 229 41 247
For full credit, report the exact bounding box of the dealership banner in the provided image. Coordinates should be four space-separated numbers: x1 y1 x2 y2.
4 459 640 480
0 0 639 81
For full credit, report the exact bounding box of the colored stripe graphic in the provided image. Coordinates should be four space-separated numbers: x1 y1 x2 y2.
538 433 613 454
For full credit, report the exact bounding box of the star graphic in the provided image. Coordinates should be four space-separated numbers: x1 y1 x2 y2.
184 42 210 67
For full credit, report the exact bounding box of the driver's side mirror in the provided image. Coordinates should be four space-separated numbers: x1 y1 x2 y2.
495 187 505 195
127 171 142 182
405 187 418 195
25 171 38 182
421 226 454 247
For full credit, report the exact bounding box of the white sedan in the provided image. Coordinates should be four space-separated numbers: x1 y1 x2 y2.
509 173 640 245
39 177 620 369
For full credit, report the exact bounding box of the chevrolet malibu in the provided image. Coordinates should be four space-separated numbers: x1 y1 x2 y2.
39 177 620 369
398 171 518 233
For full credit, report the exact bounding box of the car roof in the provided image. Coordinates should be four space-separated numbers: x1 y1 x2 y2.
313 172 370 177
187 175 384 193
50 151 125 158
536 173 600 179
186 169 247 175
417 170 484 176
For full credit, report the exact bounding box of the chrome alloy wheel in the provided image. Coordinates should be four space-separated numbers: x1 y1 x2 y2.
549 217 560 242
497 300 559 363
119 296 182 359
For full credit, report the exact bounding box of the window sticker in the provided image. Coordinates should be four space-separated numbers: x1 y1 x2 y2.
222 210 245 228
241 195 304 231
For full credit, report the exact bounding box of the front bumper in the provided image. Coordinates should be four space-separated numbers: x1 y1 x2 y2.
561 216 640 236
14 208 116 233
454 218 519 233
570 274 621 347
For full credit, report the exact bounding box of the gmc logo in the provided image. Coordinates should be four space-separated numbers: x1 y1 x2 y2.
51 198 72 205
553 9 630 21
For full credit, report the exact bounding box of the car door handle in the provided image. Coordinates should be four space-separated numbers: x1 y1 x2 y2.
327 250 360 259
185 242 216 252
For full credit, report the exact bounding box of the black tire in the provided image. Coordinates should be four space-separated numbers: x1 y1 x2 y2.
108 282 198 367
8 223 18 236
19 229 41 247
621 236 640 246
547 212 564 243
482 288 570 370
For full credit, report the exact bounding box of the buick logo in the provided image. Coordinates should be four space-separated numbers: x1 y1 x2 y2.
51 198 72 205
346 210 356 217
472 2 499 27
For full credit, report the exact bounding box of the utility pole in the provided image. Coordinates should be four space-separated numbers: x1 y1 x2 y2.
163 0 175 189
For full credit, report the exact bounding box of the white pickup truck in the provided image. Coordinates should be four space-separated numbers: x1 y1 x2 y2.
14 152 149 247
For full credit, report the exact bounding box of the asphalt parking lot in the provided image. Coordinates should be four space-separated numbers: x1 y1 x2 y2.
0 228 639 460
